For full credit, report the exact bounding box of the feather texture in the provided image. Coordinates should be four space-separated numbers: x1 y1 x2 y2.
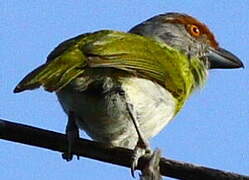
14 30 207 110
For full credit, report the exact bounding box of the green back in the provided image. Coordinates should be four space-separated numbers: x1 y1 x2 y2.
14 30 207 112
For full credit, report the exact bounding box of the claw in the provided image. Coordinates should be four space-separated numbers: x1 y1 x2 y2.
131 145 149 178
62 151 73 161
131 155 137 178
140 149 162 180
62 111 79 161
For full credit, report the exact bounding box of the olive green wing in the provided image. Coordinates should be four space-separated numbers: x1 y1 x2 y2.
13 31 115 93
82 31 193 96
84 30 203 109
82 31 204 111
14 30 192 96
83 31 169 83
13 35 88 93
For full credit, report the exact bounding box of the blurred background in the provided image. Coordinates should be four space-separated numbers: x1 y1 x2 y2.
1 1 248 179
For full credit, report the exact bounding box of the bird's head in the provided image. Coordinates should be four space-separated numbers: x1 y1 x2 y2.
129 12 243 69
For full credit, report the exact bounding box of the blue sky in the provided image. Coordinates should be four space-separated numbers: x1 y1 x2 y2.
1 1 248 179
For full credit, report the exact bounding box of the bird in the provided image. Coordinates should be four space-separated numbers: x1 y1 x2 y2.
13 12 243 179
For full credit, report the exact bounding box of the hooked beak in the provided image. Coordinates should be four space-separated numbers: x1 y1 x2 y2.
206 47 244 69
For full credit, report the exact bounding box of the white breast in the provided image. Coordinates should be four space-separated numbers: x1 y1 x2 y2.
121 77 177 139
57 76 177 149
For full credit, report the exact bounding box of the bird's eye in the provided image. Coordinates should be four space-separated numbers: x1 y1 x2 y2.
188 24 201 37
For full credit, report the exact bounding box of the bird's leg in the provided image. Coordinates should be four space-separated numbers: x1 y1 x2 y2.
139 149 162 180
126 102 150 172
62 111 80 161
126 102 162 180
105 85 162 179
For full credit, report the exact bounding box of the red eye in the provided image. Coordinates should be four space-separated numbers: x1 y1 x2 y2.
188 24 201 37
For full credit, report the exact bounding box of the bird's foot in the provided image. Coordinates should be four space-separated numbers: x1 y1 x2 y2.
125 100 161 179
139 149 162 180
62 111 80 161
131 140 162 180
131 138 150 176
61 130 79 161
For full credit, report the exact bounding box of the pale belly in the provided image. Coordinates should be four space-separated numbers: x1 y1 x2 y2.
56 76 177 149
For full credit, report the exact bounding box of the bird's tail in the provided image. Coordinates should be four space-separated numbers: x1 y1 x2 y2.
14 52 86 93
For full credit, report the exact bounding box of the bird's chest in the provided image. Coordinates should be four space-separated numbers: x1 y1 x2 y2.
56 75 177 148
